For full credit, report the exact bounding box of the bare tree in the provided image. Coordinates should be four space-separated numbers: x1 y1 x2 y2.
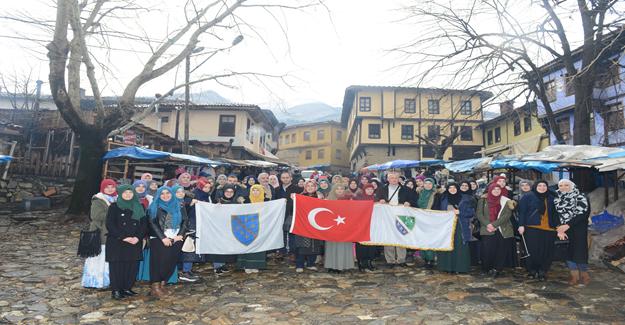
0 71 37 110
45 0 321 216
393 0 625 147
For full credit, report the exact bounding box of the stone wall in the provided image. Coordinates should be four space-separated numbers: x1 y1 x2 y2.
0 175 74 206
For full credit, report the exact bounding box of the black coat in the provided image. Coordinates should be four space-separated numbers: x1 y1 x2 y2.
148 207 189 240
517 191 559 228
375 184 410 205
565 196 591 264
105 203 147 262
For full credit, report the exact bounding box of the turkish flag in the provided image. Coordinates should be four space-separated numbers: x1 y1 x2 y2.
290 194 373 242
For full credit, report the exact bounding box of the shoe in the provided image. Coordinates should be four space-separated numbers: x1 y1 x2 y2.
220 266 231 273
568 270 580 286
111 290 125 300
296 268 304 273
214 267 224 275
358 261 365 272
179 272 199 282
150 283 164 299
398 263 408 268
306 266 318 271
537 270 546 281
528 271 537 279
367 261 376 271
580 271 590 285
122 289 138 296
160 281 171 295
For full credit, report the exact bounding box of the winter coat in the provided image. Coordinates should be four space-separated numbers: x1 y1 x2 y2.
476 196 515 238
89 195 111 244
148 207 189 240
105 203 147 262
517 191 559 228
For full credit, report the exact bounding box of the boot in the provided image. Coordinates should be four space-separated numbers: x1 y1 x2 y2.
568 270 579 286
580 271 590 285
367 260 376 271
160 281 171 295
357 261 365 272
150 283 164 298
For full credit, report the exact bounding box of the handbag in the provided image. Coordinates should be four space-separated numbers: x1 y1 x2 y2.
182 236 196 253
77 228 101 258
552 238 570 262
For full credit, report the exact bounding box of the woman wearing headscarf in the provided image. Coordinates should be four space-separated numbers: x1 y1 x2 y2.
296 178 306 191
179 178 213 275
82 179 117 289
268 174 280 189
133 180 150 209
170 185 200 283
554 179 590 285
370 178 381 192
291 180 324 273
359 175 370 189
403 179 419 207
212 174 228 201
436 183 471 273
236 184 269 273
177 172 195 191
459 181 480 266
105 184 147 299
415 178 442 269
476 183 515 278
317 178 332 199
141 173 153 181
331 174 342 185
517 180 558 281
324 184 356 274
355 184 378 272
148 186 188 298
347 179 361 197
415 175 426 192
492 176 510 198
206 184 238 274
146 181 159 198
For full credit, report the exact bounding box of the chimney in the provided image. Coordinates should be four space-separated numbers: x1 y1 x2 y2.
499 100 514 115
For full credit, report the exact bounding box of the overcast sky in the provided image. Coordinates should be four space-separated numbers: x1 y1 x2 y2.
0 0 592 111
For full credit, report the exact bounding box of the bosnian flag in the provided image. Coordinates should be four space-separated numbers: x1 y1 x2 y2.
290 194 373 242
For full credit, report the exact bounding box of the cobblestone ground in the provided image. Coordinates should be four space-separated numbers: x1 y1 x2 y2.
1 210 625 324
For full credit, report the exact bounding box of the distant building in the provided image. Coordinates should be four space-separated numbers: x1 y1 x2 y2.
340 85 492 170
276 121 349 172
535 31 625 146
141 103 285 161
478 101 549 156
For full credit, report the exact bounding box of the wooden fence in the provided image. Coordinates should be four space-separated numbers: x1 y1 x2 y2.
9 150 79 178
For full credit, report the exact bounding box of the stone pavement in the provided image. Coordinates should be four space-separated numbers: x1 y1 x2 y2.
1 210 625 324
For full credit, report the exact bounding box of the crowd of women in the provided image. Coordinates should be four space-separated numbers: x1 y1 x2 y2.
81 168 591 301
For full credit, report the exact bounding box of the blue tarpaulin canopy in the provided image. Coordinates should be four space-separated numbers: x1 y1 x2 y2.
444 157 492 173
489 158 560 173
0 155 12 164
103 146 225 166
365 159 447 171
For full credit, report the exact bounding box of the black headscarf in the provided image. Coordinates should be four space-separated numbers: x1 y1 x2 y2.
532 180 550 216
219 184 236 204
459 181 473 196
445 183 462 207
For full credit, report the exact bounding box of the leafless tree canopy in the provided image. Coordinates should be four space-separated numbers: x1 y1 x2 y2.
393 0 625 145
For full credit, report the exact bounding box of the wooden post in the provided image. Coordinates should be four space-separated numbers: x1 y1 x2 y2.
43 130 53 163
123 159 129 179
614 171 619 202
66 131 75 176
604 173 609 208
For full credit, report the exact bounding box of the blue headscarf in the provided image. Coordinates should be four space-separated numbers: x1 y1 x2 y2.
148 186 182 228
132 180 148 199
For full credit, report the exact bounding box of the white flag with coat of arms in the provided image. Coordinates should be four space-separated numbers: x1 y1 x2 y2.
195 199 286 254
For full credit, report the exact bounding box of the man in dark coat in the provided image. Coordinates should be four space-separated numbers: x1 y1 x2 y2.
375 171 412 267
276 171 300 255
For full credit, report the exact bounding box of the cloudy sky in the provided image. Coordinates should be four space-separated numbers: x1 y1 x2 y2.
0 0 591 111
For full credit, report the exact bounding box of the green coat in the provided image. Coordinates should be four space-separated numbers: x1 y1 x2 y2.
476 196 515 239
88 195 111 243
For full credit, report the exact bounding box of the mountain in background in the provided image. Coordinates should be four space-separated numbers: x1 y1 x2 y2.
272 102 342 126
171 90 231 104
482 110 499 120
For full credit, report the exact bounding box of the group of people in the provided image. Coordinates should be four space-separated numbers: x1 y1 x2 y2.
81 168 592 301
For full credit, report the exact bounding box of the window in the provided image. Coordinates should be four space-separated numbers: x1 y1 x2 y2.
404 98 416 113
487 130 493 145
335 149 342 160
422 145 435 158
494 127 501 143
427 125 440 140
359 97 371 112
513 118 521 136
284 135 290 144
305 150 312 160
564 74 575 96
218 115 236 136
557 117 571 140
460 126 473 141
524 116 532 132
317 149 325 159
460 101 472 115
598 61 621 88
303 131 311 141
246 119 253 143
317 129 325 140
160 116 169 123
368 124 381 139
335 130 342 141
291 133 296 143
545 80 557 102
604 104 625 132
401 125 414 140
428 99 440 114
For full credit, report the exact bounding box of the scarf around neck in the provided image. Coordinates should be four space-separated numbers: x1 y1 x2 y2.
554 186 588 224
116 184 145 220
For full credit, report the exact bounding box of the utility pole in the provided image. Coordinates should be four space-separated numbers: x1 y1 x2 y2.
184 47 205 154
27 80 43 159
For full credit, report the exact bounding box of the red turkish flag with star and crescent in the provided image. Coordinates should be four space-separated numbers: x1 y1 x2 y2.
290 194 373 242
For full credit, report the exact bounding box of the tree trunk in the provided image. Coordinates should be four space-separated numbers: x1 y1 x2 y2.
573 80 593 146
66 131 106 216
